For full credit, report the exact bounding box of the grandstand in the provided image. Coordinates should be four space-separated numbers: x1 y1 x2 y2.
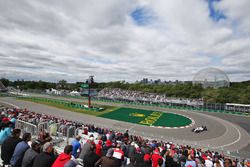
1 106 249 167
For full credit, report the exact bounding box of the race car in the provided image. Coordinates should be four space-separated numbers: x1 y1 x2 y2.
192 126 207 133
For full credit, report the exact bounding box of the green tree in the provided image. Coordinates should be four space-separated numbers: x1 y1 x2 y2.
0 78 10 87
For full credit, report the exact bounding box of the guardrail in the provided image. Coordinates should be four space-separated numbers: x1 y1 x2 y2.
15 119 38 136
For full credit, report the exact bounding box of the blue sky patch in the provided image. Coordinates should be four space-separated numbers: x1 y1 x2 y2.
207 0 226 22
210 56 222 66
131 7 155 26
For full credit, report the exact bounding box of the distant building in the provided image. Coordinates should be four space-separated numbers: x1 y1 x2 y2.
138 78 183 85
46 88 62 95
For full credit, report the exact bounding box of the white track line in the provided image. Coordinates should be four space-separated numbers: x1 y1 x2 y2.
212 124 242 149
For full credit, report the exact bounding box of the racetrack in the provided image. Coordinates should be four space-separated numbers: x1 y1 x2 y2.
1 96 249 158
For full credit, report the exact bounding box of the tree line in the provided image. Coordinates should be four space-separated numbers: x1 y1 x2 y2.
1 78 250 104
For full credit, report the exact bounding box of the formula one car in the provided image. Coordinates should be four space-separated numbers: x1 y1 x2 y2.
192 126 207 133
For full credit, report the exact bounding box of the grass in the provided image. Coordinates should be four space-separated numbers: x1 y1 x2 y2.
16 97 118 116
99 107 192 127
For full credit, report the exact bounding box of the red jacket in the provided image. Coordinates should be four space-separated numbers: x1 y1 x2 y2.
152 153 162 167
95 143 102 157
52 153 71 167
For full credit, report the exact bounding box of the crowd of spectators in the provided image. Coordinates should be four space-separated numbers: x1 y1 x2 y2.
0 106 249 167
98 88 203 106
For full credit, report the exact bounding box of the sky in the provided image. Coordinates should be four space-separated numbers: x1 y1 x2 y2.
0 0 250 82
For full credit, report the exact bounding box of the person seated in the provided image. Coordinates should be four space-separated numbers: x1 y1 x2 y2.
32 142 56 167
22 140 41 167
10 133 32 167
52 145 73 167
1 129 22 166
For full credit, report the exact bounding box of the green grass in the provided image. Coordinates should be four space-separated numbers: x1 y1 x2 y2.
153 113 192 127
16 97 118 116
99 107 192 127
17 96 192 127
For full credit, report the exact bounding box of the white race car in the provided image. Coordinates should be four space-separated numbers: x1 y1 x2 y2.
192 126 207 133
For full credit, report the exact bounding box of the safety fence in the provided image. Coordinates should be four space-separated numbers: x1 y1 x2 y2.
15 119 75 143
16 96 249 116
93 97 250 116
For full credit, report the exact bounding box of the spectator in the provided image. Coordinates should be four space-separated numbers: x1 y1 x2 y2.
203 155 213 167
103 139 112 155
152 148 162 167
127 142 136 158
10 133 31 167
214 157 224 167
22 140 41 167
32 142 56 167
158 158 164 167
141 153 152 167
64 159 79 167
94 148 117 167
185 155 197 167
1 129 22 166
165 150 174 167
79 137 94 160
124 129 129 140
83 145 99 167
0 121 13 144
95 140 103 157
52 145 73 167
223 158 232 167
71 135 81 158
113 143 124 167
125 156 136 167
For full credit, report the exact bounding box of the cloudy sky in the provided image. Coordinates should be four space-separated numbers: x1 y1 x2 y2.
0 0 250 82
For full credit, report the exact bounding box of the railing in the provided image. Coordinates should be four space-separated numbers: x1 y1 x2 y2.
15 119 38 136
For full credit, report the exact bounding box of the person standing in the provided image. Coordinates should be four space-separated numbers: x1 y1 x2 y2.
10 133 31 167
1 129 22 166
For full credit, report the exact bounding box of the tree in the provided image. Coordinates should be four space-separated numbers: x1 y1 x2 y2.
0 78 10 87
57 80 67 89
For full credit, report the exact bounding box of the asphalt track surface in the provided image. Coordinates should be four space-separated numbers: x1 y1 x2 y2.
0 96 249 158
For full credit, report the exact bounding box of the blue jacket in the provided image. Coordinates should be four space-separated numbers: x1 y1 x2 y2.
71 139 81 158
0 127 12 144
10 141 30 167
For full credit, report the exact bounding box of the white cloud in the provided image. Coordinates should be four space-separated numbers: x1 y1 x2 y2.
0 0 249 82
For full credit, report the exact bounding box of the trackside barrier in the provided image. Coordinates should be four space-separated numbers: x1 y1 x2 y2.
37 122 49 133
15 119 38 136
